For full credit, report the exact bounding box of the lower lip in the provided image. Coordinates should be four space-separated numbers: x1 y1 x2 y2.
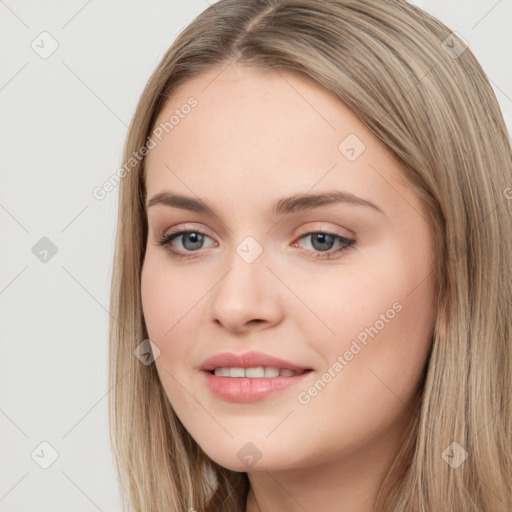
202 370 314 402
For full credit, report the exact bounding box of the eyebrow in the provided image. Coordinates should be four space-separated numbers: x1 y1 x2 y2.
145 190 385 216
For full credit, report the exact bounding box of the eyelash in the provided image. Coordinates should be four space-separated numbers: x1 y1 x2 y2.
155 227 356 261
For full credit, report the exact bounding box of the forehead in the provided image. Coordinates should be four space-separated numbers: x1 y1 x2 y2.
144 64 412 215
149 64 367 155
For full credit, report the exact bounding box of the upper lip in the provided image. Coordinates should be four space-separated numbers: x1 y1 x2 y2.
200 351 312 372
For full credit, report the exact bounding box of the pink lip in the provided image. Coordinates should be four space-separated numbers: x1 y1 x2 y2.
200 351 314 403
200 351 311 372
202 370 314 402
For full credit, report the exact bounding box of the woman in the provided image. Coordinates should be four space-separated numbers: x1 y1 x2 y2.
108 1 512 510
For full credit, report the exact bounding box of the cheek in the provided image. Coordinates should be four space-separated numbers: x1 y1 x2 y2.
367 274 436 398
280 269 435 463
140 253 214 408
141 256 202 340
322 273 434 356
302 235 435 374
141 264 169 340
307 252 436 414
140 258 204 407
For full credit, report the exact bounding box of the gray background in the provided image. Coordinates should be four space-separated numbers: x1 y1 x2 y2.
0 1 510 510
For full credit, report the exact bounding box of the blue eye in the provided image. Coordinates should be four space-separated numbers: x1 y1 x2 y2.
296 231 356 259
156 229 356 260
156 229 214 259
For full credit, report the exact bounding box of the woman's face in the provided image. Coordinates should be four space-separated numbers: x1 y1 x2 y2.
141 64 437 472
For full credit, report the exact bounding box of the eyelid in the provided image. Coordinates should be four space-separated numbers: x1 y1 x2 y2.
294 222 354 239
160 222 352 243
163 223 214 239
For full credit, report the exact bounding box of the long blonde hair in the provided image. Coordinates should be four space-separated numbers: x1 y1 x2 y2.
108 1 512 510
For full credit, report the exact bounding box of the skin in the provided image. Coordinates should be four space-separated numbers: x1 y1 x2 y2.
141 64 438 512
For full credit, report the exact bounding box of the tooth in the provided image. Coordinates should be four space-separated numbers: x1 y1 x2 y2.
212 367 304 378
245 366 265 378
264 367 280 377
229 367 245 378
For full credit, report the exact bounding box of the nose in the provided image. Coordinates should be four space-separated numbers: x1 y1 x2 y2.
209 243 284 334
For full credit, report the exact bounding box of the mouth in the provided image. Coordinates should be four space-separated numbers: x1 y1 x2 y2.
207 367 313 378
202 367 315 402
